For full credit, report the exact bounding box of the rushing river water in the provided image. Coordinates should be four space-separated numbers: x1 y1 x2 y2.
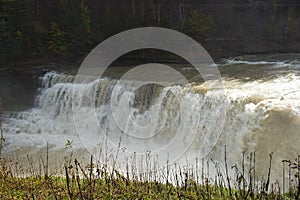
1 54 300 183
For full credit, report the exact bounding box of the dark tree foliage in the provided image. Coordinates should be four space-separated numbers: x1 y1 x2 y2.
0 0 91 65
0 0 35 66
48 0 91 57
1 0 299 67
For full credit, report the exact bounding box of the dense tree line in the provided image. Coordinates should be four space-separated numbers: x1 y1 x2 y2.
0 0 92 66
1 0 299 66
0 0 215 66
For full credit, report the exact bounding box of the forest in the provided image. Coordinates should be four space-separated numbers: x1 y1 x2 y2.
1 0 300 66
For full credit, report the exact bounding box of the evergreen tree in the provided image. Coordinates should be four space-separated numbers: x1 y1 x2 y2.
0 0 35 65
186 10 215 40
48 0 91 57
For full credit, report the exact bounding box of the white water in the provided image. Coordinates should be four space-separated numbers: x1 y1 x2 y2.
2 58 300 185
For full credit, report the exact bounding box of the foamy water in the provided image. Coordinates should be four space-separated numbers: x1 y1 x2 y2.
2 55 300 186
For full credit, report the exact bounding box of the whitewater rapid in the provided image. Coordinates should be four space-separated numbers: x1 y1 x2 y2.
2 57 300 184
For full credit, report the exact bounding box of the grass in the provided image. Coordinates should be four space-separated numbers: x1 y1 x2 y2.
0 104 299 199
0 163 288 199
0 172 232 199
0 172 231 199
0 148 299 199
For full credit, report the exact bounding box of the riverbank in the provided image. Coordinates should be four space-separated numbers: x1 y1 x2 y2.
0 153 298 199
1 54 300 199
5 50 300 70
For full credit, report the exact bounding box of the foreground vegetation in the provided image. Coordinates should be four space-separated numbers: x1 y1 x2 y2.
0 103 299 199
0 161 284 199
0 150 299 199
0 172 288 199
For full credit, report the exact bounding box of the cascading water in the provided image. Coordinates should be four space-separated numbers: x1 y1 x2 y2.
2 56 300 184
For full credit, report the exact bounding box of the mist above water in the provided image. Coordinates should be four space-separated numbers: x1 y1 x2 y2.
2 54 300 183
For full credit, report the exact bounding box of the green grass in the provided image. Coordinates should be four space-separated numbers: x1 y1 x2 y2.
0 106 299 199
0 173 284 199
0 155 298 200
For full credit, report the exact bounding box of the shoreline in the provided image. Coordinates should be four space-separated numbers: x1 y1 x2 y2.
2 51 300 71
1 148 299 198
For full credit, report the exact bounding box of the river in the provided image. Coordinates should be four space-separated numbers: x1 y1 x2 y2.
1 54 300 185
